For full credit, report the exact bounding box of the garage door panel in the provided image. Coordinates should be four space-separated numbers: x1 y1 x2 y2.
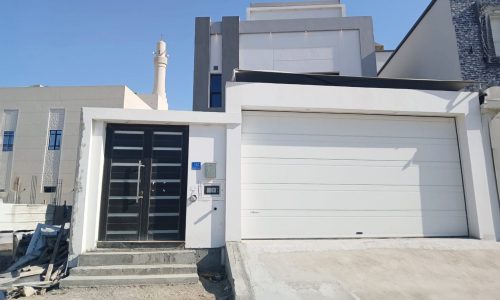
242 209 466 218
241 214 469 239
241 187 466 211
241 162 463 186
243 112 457 139
242 141 460 162
242 158 461 168
241 111 467 238
242 133 458 147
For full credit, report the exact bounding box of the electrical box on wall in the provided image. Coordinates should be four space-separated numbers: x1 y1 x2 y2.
204 162 217 179
188 161 224 202
204 185 220 195
198 180 225 201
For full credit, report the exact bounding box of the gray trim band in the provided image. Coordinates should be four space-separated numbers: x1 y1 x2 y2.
221 16 240 112
193 17 211 111
250 1 340 8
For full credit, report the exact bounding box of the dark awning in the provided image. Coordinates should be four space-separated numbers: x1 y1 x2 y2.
232 69 474 91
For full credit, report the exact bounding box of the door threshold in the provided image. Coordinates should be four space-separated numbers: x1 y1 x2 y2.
96 241 185 249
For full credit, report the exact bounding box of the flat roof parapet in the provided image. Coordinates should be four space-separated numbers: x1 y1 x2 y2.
249 1 340 8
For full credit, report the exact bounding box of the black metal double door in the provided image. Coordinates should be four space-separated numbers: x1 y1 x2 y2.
99 124 189 241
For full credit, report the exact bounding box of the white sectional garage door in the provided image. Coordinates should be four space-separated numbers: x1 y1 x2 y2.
241 111 468 239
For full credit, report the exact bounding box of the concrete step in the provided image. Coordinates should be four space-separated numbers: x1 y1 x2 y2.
90 248 175 252
71 264 197 276
60 273 199 288
78 250 196 266
96 241 184 249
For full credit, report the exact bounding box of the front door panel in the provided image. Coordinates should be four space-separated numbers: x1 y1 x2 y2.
148 131 188 240
99 125 189 241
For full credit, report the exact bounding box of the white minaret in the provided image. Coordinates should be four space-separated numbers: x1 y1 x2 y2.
153 39 168 102
138 40 168 110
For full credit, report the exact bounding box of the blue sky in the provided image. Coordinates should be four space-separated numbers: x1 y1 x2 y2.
0 0 431 110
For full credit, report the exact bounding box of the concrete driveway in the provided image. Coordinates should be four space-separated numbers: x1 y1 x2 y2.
235 239 500 300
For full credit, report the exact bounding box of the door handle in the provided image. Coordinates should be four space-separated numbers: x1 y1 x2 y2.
136 160 145 203
137 190 144 203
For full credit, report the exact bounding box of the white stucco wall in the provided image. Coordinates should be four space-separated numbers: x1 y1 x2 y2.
484 88 500 220
225 82 500 242
124 88 155 109
0 86 152 206
70 108 239 260
379 0 462 80
239 30 362 76
0 203 54 231
185 124 226 248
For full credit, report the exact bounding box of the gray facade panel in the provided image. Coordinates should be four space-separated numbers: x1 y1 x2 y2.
221 16 240 112
210 22 222 34
213 16 377 76
238 16 372 34
193 17 211 111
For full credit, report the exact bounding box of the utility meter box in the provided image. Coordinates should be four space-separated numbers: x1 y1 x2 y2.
204 162 217 179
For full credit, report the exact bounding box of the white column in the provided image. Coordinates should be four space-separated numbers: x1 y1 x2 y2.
225 123 242 241
457 102 500 241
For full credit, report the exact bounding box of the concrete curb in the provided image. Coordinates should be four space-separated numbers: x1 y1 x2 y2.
225 242 254 300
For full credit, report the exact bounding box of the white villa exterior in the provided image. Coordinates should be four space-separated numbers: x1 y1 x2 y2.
70 71 500 263
0 1 496 284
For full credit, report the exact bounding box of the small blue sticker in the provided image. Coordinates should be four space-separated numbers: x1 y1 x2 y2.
192 162 201 170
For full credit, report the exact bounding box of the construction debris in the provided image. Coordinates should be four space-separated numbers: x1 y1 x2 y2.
0 223 70 299
199 271 226 282
20 287 35 298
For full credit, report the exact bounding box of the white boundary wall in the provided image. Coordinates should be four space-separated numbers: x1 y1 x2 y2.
225 82 500 242
0 203 54 232
71 83 500 262
69 109 240 262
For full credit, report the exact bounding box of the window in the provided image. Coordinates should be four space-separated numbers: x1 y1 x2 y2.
48 130 62 150
2 131 14 152
210 74 222 108
490 15 500 56
43 186 57 193
479 5 500 62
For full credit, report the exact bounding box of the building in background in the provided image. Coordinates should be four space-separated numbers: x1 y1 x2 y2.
0 40 169 207
378 0 500 221
192 0 377 112
375 43 393 72
379 0 500 83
